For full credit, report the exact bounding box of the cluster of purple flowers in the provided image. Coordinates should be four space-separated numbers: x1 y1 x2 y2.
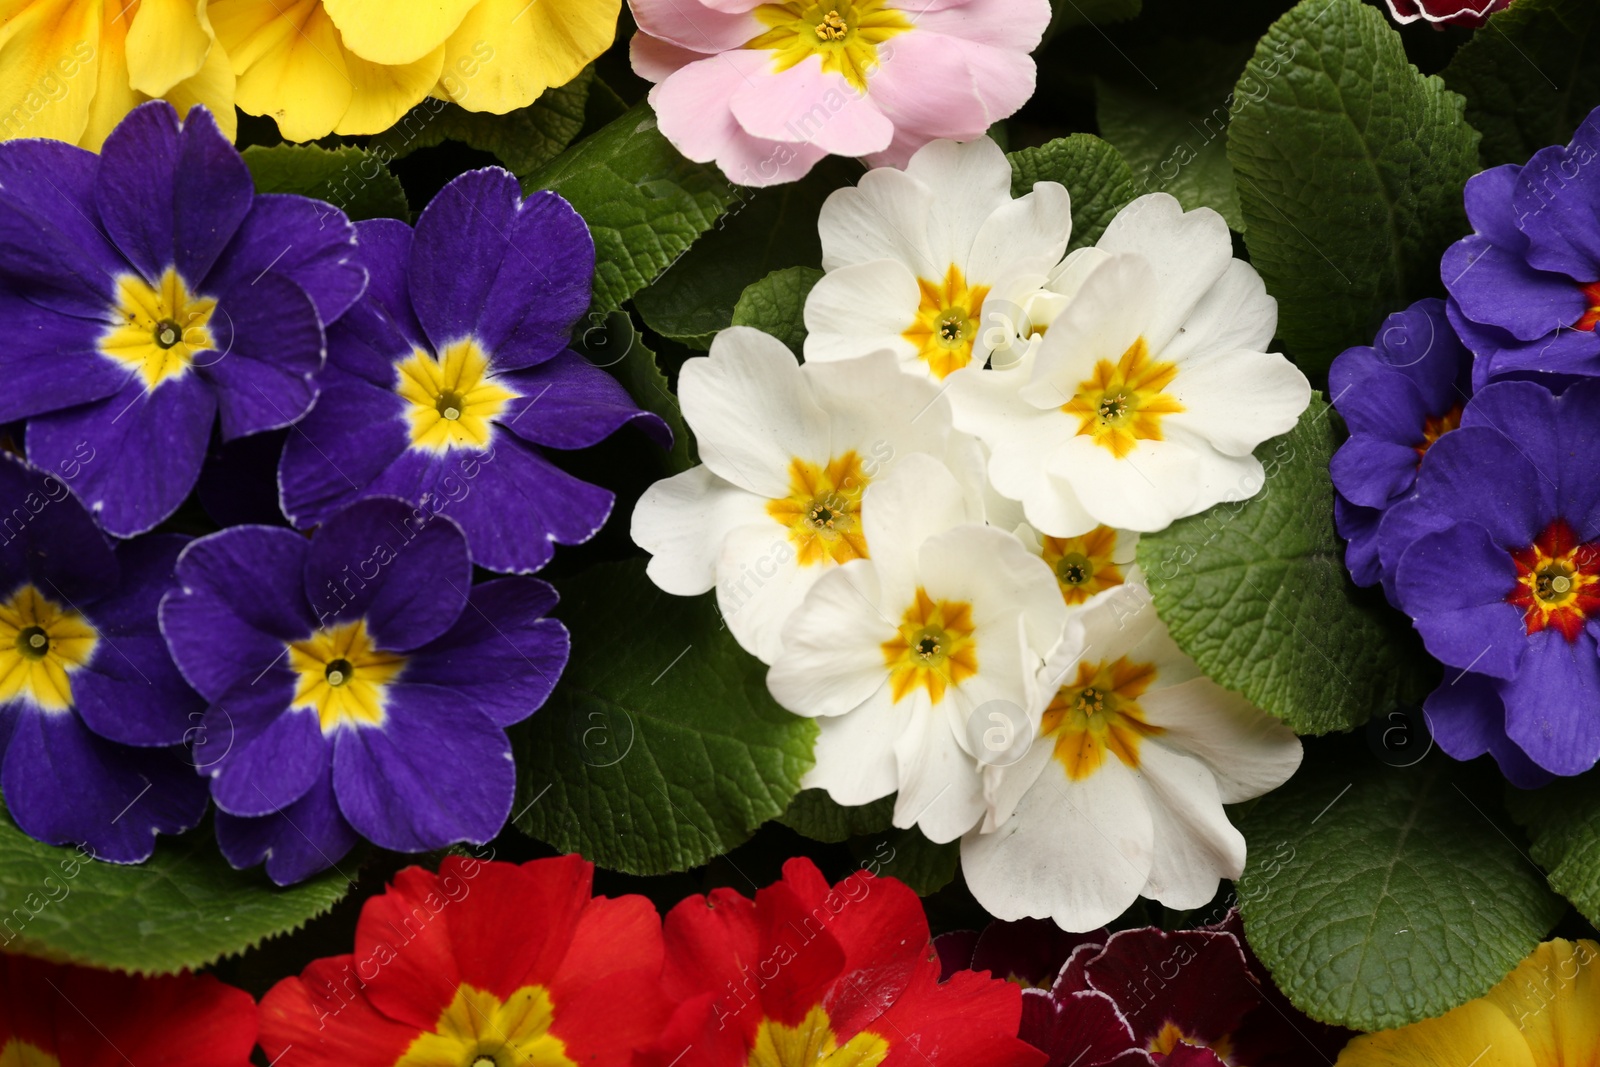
0 103 664 882
1332 106 1600 787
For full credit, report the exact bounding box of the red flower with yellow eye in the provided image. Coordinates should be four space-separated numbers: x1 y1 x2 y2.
257 854 676 1067
640 857 1045 1067
0 954 256 1066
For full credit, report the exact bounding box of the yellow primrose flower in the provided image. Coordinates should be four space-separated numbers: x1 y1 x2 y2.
209 0 620 142
0 0 234 148
1337 939 1600 1066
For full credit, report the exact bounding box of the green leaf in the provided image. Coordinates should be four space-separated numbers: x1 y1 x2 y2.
589 316 695 473
525 103 740 314
1505 771 1600 927
635 158 857 349
780 789 895 844
731 267 824 355
848 827 959 897
0 809 352 975
241 144 410 223
1095 40 1254 230
1442 0 1600 167
1236 739 1564 1030
367 69 593 176
1227 0 1481 375
511 560 817 875
1136 395 1433 735
1007 135 1138 251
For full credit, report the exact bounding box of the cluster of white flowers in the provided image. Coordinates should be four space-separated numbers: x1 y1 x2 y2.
632 137 1309 932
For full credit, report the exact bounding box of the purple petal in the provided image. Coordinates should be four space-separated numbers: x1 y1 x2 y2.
162 525 316 701
0 711 207 863
1513 117 1600 281
302 497 470 647
206 194 366 325
73 535 203 748
205 673 326 817
26 374 216 537
1396 524 1525 680
1443 236 1584 342
0 137 122 319
408 170 593 370
1330 434 1423 509
1500 630 1600 777
0 451 118 603
95 103 252 285
401 577 568 727
331 693 512 851
1423 672 1502 761
366 434 614 574
205 271 324 440
1461 165 1528 253
1411 426 1554 548
215 765 358 885
1376 496 1454 606
1022 988 1136 1065
330 219 427 383
1334 493 1384 589
1460 379 1600 527
497 349 672 450
0 290 131 422
277 368 410 529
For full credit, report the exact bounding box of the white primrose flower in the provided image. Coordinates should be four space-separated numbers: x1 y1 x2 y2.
947 193 1312 536
803 137 1072 381
766 454 1067 843
630 327 984 665
961 582 1302 932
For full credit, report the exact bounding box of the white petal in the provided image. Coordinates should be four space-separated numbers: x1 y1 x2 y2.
1161 259 1277 363
803 689 902 805
1051 435 1202 533
859 453 981 603
817 164 937 274
1024 254 1159 407
1166 347 1312 458
1095 193 1233 350
803 262 922 368
679 327 830 497
633 466 769 596
962 756 1155 932
767 561 894 717
918 523 1064 658
1140 677 1303 803
1133 743 1246 909
901 138 1015 271
715 521 813 665
966 181 1072 287
892 699 987 842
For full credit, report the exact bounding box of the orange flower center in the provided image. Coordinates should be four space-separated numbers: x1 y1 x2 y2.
1062 337 1185 459
1039 526 1126 606
1576 280 1600 331
1506 518 1600 642
1041 656 1164 780
1414 403 1462 460
881 588 977 705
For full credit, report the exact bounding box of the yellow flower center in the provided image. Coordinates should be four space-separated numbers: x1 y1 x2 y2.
901 265 991 380
766 452 871 566
1149 1022 1232 1062
0 1040 59 1067
395 983 575 1067
745 0 912 94
1039 526 1126 606
1062 337 1185 459
397 339 518 453
882 588 977 705
1042 656 1164 780
0 585 98 713
100 268 218 390
749 1005 890 1067
287 618 405 733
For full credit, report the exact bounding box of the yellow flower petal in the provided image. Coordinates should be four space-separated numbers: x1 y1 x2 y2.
80 2 142 150
439 0 618 114
1336 999 1535 1067
212 0 353 141
1481 939 1600 1064
124 0 212 96
0 0 101 145
321 0 476 65
159 27 238 141
335 39 443 134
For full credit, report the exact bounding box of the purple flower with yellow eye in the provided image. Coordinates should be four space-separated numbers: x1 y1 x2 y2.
0 100 364 537
158 496 568 885
0 453 208 863
1328 298 1473 596
1384 379 1600 780
1443 106 1600 386
277 167 670 575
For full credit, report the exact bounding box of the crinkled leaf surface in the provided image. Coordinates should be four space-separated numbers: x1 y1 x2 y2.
511 560 817 875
